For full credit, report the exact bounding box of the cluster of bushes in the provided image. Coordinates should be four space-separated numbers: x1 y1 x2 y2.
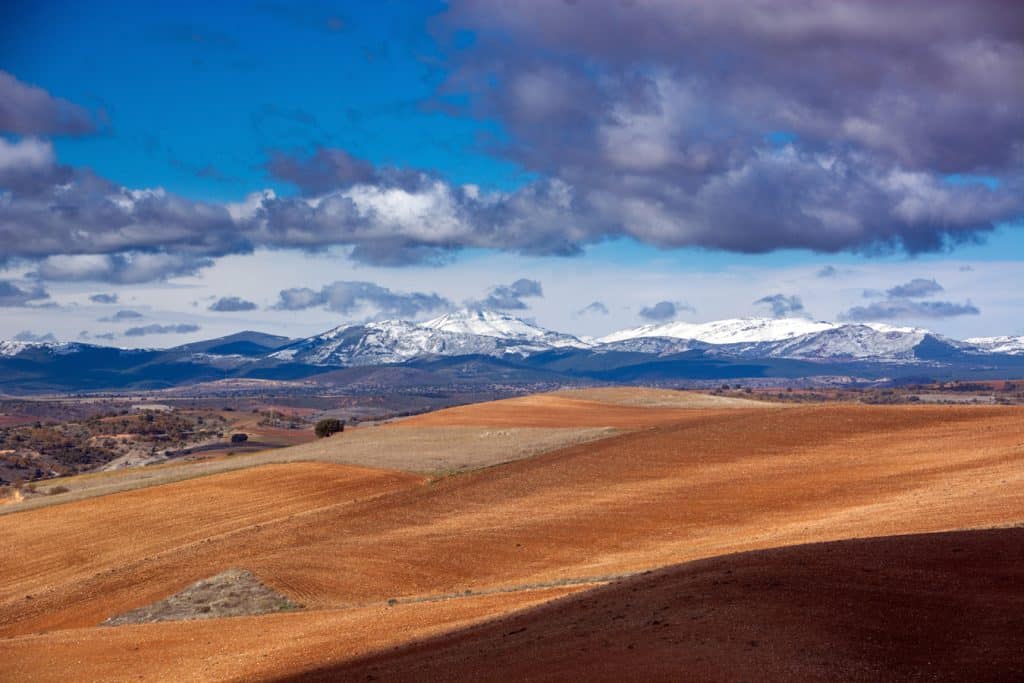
0 409 229 482
314 418 345 438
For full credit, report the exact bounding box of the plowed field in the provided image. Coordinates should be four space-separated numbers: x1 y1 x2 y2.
2 391 1022 681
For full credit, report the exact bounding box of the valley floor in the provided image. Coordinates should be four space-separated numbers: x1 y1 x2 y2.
1 388 1022 681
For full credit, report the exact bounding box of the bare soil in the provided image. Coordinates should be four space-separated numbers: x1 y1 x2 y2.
397 391 763 427
0 392 1022 681
306 528 1024 682
0 425 617 515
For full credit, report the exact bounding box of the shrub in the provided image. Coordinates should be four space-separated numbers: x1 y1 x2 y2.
48 485 70 495
314 418 344 438
230 433 249 444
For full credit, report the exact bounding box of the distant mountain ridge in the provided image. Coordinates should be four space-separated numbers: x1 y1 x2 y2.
2 311 1023 392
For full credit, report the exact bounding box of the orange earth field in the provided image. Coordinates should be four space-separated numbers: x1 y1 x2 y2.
1 389 1023 681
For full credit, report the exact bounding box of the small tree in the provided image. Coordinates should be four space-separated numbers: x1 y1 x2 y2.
314 418 344 438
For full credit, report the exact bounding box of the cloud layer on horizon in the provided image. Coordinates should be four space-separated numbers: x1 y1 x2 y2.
841 277 979 321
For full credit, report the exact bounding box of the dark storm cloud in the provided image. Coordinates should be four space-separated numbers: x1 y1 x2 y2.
0 280 49 307
886 278 944 299
273 281 450 318
841 300 980 321
577 301 609 316
124 323 201 337
89 293 119 304
0 71 99 136
99 309 143 322
469 278 544 310
754 294 805 318
638 301 678 321
209 296 258 312
12 330 57 343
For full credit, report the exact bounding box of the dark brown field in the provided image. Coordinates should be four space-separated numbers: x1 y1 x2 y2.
1 389 1022 681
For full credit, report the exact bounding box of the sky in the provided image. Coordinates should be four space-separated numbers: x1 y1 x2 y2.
1 0 1022 347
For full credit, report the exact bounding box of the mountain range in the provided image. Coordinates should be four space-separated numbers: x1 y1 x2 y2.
2 309 1023 393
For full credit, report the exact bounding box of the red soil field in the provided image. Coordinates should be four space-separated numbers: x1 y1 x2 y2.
395 392 750 428
1 396 1022 680
306 528 1024 682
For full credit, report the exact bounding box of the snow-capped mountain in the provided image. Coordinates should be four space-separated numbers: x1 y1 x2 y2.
270 310 590 367
597 317 946 362
600 317 839 345
270 319 501 366
0 340 89 357
716 324 931 361
4 313 1023 392
964 336 1024 355
4 312 1024 394
422 309 591 349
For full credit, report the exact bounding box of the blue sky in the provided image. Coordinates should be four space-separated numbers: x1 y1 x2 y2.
2 1 523 199
1 1 1021 345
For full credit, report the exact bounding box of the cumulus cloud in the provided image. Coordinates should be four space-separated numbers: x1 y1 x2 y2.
0 71 99 136
99 309 143 322
440 1 1024 172
209 296 258 312
0 280 50 307
886 278 944 299
431 0 1024 253
12 330 57 343
89 293 118 304
273 281 450 318
841 300 980 321
754 294 805 318
3 6 1024 281
124 323 201 337
577 301 609 316
3 139 1021 280
469 278 544 310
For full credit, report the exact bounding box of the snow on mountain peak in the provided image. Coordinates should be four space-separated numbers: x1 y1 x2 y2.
0 340 84 357
422 308 547 339
422 308 591 348
964 335 1024 355
600 317 839 344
